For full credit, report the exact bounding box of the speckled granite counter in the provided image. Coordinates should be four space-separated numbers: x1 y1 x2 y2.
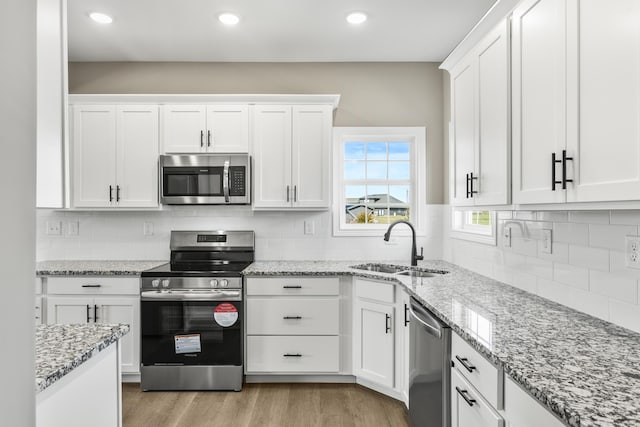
244 260 640 427
36 260 166 276
35 323 130 393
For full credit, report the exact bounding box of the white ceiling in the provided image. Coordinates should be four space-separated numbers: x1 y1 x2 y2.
67 0 496 62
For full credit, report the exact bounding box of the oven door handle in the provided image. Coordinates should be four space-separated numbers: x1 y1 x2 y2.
223 160 230 203
141 290 241 301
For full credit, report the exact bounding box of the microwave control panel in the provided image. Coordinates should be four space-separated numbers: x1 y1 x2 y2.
229 167 246 196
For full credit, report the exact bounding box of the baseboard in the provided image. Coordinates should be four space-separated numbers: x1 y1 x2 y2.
245 374 356 383
122 373 140 383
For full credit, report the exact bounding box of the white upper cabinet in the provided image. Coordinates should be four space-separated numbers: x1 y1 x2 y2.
72 104 159 208
252 104 332 209
162 104 249 153
566 0 640 202
450 19 509 206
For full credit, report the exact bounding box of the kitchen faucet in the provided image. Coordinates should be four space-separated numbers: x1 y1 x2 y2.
383 220 424 266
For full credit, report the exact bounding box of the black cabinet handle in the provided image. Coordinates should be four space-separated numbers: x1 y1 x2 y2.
283 316 302 320
552 152 562 190
283 353 302 357
283 285 302 289
385 314 391 333
207 130 211 147
456 386 476 407
404 304 410 327
465 173 470 198
469 172 478 197
455 355 477 373
200 130 204 147
116 185 121 202
86 304 91 323
81 284 101 288
94 304 99 323
562 149 573 189
293 185 297 202
109 185 113 202
286 185 290 202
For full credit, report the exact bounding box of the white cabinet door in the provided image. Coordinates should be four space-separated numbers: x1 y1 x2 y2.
450 57 476 207
96 296 140 374
72 105 117 207
398 290 411 405
116 105 159 208
503 377 564 427
354 299 395 388
47 296 93 324
452 369 504 427
206 105 249 153
511 0 568 205
162 105 207 153
567 0 640 202
291 105 332 208
252 105 293 208
475 20 509 206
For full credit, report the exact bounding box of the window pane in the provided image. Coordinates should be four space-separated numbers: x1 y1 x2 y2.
388 162 410 180
366 185 388 203
344 185 368 224
367 162 387 179
345 185 366 199
389 185 410 203
366 142 387 160
344 161 365 180
345 142 365 160
374 208 391 224
389 142 410 160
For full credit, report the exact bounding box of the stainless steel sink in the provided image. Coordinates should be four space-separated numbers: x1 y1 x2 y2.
397 270 442 278
351 263 407 274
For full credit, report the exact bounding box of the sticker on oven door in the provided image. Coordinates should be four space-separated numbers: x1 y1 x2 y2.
174 334 201 354
214 303 238 327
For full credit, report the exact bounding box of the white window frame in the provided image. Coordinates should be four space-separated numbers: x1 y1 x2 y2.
332 127 426 237
450 208 497 245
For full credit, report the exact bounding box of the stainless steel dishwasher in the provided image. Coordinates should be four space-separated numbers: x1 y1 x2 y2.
408 296 451 427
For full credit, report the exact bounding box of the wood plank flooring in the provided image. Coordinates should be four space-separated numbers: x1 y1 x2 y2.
123 383 410 427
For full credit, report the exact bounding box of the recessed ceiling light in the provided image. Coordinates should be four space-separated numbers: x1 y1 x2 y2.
89 12 113 24
218 13 240 26
346 12 367 25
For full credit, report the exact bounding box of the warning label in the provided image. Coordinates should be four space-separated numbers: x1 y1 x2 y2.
214 303 238 327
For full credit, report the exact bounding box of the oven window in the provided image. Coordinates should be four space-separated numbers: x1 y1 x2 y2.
141 300 242 366
163 167 223 196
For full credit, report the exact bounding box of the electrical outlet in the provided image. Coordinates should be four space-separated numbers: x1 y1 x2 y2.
67 221 79 236
503 226 511 248
143 222 154 236
304 220 315 235
46 221 62 235
541 229 552 254
626 236 640 269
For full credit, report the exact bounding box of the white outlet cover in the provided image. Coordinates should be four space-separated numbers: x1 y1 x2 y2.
67 221 79 236
46 221 62 235
304 220 315 235
502 226 511 248
625 236 640 269
541 229 552 254
143 222 154 236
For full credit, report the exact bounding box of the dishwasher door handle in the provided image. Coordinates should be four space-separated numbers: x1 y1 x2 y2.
409 299 443 338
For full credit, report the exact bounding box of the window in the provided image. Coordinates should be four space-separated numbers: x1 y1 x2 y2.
333 127 425 236
451 209 497 245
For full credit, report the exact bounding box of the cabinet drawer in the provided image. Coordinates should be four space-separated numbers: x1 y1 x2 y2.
354 279 395 304
47 277 139 295
245 277 339 296
246 297 339 335
452 333 500 409
246 336 339 373
452 369 504 427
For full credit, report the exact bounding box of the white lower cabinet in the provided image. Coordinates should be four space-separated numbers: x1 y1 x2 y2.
503 377 565 427
452 369 504 427
44 276 140 377
245 276 341 374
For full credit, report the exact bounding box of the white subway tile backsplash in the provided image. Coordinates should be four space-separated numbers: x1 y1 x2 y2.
538 278 609 321
610 210 640 226
553 222 589 245
609 300 640 334
568 210 610 224
496 211 513 220
537 241 569 264
568 245 610 271
589 270 638 304
514 211 536 221
524 256 553 280
536 211 569 223
588 224 638 251
510 270 538 294
553 263 589 290
609 251 640 280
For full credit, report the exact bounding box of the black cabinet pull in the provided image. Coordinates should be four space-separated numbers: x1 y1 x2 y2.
385 314 391 333
109 185 113 202
81 284 101 288
86 304 91 323
200 130 204 147
207 130 211 147
286 185 290 202
562 149 573 189
455 355 477 373
469 172 478 197
456 387 476 407
116 185 121 202
404 304 410 327
283 316 302 320
283 285 302 289
465 173 470 198
94 304 99 323
552 152 562 190
283 353 302 357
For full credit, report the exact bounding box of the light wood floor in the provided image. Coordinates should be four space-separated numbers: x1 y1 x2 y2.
123 383 410 427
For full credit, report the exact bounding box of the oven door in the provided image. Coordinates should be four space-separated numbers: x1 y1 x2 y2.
141 297 242 367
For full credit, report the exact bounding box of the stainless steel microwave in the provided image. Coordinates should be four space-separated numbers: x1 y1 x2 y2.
160 154 250 205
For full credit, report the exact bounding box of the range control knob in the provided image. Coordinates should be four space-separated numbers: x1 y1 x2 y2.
220 279 228 288
162 279 170 288
209 279 218 288
151 279 160 288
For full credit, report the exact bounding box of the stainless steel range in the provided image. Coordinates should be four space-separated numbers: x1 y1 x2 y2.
139 230 254 391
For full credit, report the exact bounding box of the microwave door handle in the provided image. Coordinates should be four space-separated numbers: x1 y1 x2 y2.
223 160 230 203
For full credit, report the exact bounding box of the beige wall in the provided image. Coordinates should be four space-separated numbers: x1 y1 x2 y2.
69 62 445 203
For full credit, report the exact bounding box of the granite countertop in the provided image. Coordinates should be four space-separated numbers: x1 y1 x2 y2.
244 260 640 427
36 260 166 276
35 323 130 393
